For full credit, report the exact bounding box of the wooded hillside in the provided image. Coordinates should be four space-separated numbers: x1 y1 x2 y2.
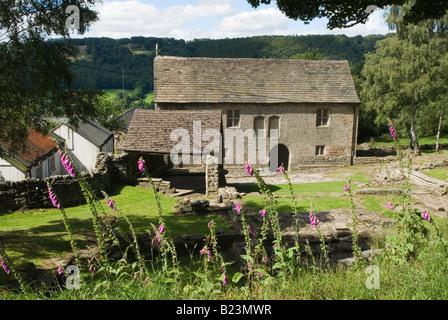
67 34 388 92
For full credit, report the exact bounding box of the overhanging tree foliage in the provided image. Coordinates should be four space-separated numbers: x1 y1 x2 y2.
247 0 448 29
0 0 100 155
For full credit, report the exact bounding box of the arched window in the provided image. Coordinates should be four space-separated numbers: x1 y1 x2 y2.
268 116 280 137
254 116 265 137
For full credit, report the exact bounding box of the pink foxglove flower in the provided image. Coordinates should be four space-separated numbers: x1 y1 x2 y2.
277 166 285 173
387 202 393 210
259 209 266 217
1 256 10 275
48 186 61 210
344 184 350 192
245 161 253 176
222 270 227 286
159 224 164 234
138 158 146 171
309 212 319 229
248 224 256 236
59 150 76 177
235 201 241 214
105 195 116 212
57 266 63 275
389 122 396 140
422 210 431 222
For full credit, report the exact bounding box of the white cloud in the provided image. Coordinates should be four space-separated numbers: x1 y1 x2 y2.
86 0 236 39
80 0 391 40
214 7 292 38
302 9 391 37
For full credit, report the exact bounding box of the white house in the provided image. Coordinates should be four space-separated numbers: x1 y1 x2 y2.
52 119 114 173
0 129 64 182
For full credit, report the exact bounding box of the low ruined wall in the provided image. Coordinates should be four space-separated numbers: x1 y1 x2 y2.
0 153 134 213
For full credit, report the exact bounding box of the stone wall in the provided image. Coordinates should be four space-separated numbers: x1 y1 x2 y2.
205 155 219 195
157 102 358 169
0 153 134 213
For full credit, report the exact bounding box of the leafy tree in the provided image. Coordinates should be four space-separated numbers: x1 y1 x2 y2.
247 0 448 29
361 4 448 155
291 48 326 60
91 94 126 133
0 0 100 155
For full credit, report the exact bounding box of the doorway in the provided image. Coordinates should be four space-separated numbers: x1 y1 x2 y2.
270 144 290 172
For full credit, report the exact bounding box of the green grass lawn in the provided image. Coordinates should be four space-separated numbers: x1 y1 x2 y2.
0 185 230 268
102 89 154 104
232 180 355 197
371 134 448 147
422 168 448 181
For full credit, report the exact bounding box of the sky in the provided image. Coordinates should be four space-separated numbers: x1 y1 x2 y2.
78 0 392 40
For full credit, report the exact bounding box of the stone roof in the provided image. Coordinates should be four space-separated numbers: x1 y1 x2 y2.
154 56 361 104
123 109 222 153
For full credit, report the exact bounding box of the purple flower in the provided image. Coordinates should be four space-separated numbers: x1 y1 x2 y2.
245 161 253 176
422 210 431 222
258 272 263 278
344 184 350 192
259 209 266 217
208 221 212 228
248 224 256 237
105 195 116 212
222 270 227 286
387 202 393 210
59 150 76 177
235 201 241 214
200 247 211 261
48 186 61 210
159 224 164 234
57 266 63 275
1 256 10 275
309 212 319 229
389 123 397 140
278 166 285 173
134 272 139 279
138 158 146 171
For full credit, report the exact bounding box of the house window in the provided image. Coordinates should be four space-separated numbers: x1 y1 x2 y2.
227 110 240 127
268 116 280 137
316 109 329 127
253 116 265 137
315 145 325 156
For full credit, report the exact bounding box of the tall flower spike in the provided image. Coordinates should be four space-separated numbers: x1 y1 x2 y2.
138 158 146 171
235 201 241 214
389 122 396 140
48 186 61 210
1 256 10 275
105 195 116 212
58 149 76 177
245 160 253 176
